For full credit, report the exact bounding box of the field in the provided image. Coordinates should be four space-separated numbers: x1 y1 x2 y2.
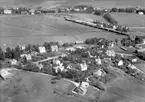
98 75 145 102
0 14 126 50
111 13 145 27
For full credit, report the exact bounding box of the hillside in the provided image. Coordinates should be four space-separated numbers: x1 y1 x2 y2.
0 69 94 102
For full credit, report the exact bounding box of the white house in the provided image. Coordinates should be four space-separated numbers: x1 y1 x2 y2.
39 46 46 53
0 69 12 79
53 65 64 73
10 59 18 65
51 45 58 52
4 9 12 14
80 61 88 71
19 45 26 50
128 64 137 69
95 57 102 65
118 60 123 66
75 40 84 44
20 54 32 60
53 59 61 66
94 69 106 77
66 47 76 52
138 12 144 15
106 50 115 57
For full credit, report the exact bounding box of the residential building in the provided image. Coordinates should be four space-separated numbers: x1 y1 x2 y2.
0 69 12 79
95 57 102 65
93 69 106 77
19 45 26 50
106 50 115 57
118 60 123 66
53 59 61 66
29 9 35 15
39 46 46 53
53 65 64 73
4 9 12 14
10 59 18 65
72 81 89 95
51 45 58 52
20 54 32 60
66 47 76 52
80 61 88 71
75 40 84 44
138 12 144 15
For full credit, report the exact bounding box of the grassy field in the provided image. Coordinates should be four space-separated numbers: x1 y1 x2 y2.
0 69 97 102
111 13 145 27
98 75 145 102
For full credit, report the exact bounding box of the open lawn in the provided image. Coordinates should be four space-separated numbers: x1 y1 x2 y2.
98 75 145 102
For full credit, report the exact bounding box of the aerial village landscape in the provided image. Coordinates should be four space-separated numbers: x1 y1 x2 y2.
0 0 145 102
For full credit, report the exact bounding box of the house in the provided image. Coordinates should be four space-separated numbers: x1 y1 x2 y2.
37 63 43 70
138 12 144 15
66 47 76 52
10 59 18 65
20 54 32 60
51 45 58 52
72 81 89 95
29 9 35 15
0 69 12 79
106 50 115 57
4 9 12 14
93 69 106 77
31 51 38 56
80 61 88 71
39 46 46 53
53 65 64 73
108 41 115 48
19 45 26 50
95 57 102 65
53 59 61 66
118 60 123 66
76 46 85 49
128 64 137 69
75 41 84 44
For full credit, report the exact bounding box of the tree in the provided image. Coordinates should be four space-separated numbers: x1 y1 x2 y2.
135 36 143 44
0 47 5 61
111 8 118 12
5 47 13 59
103 13 118 25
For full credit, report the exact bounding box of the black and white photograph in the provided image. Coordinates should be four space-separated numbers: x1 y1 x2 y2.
0 0 145 102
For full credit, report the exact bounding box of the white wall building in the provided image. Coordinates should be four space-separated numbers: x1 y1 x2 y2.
4 9 12 14
51 45 58 52
10 59 18 65
118 60 123 66
39 46 46 53
0 69 12 79
66 47 76 52
80 61 88 71
20 54 32 60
